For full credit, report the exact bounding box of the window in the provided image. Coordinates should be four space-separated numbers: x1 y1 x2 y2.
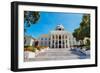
66 36 67 39
41 38 43 40
52 40 54 43
59 41 61 44
45 38 47 40
49 41 50 44
56 41 58 44
52 35 54 39
59 35 61 39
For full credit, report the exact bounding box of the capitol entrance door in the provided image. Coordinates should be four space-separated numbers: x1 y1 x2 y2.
59 45 61 48
59 40 61 48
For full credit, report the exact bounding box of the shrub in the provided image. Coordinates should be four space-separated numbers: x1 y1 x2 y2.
85 39 90 49
85 46 90 50
32 47 37 52
24 46 36 52
35 46 41 51
24 45 30 48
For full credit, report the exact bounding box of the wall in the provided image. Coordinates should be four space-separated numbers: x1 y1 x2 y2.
0 0 99 73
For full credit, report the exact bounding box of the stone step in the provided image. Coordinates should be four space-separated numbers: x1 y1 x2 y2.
25 48 89 61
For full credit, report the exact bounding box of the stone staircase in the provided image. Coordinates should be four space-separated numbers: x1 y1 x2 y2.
28 48 80 61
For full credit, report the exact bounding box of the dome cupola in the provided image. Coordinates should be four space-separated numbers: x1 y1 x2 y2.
56 24 64 31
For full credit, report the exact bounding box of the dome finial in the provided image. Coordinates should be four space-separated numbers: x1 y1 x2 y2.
56 24 64 31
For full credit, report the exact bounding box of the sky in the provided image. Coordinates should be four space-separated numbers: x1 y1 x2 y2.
25 11 83 38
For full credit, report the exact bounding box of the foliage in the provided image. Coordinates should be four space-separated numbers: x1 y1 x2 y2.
73 14 90 41
32 47 37 52
36 46 41 51
24 11 40 32
85 39 90 50
73 14 90 49
24 45 49 52
24 45 30 48
24 46 36 52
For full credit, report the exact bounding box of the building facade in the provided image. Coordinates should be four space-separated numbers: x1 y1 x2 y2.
39 24 77 49
24 35 37 46
39 34 49 47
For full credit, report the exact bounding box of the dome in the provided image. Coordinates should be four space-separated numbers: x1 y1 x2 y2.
56 24 64 31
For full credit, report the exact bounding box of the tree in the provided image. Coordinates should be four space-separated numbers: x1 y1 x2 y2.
24 11 40 32
24 11 40 45
80 14 90 38
73 28 80 41
73 14 90 48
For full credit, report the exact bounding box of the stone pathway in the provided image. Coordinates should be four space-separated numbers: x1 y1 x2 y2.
25 48 90 62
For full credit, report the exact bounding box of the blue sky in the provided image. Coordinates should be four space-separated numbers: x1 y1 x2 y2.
25 12 83 38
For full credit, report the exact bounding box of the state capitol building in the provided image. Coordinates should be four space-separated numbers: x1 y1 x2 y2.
38 24 78 49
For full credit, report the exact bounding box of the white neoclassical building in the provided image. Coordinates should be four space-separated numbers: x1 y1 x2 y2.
39 24 77 49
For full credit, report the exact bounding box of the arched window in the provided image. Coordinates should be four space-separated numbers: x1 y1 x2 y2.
59 35 61 39
52 40 54 43
56 40 58 44
59 41 61 44
52 35 54 39
66 35 67 39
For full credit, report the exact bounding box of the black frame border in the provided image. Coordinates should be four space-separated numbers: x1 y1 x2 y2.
11 1 98 72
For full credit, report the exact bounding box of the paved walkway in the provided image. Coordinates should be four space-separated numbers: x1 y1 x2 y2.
26 48 90 61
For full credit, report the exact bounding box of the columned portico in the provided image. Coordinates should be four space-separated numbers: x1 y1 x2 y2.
39 24 76 49
50 34 69 48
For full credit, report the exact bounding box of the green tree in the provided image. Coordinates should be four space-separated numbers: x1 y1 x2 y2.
73 14 90 48
24 11 40 32
80 14 90 38
73 28 80 41
24 11 40 44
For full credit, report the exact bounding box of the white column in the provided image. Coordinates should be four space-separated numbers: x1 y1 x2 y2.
61 35 63 48
54 35 56 48
55 35 56 48
64 35 66 48
62 34 65 48
62 36 63 48
67 37 70 48
58 35 59 48
50 35 52 48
